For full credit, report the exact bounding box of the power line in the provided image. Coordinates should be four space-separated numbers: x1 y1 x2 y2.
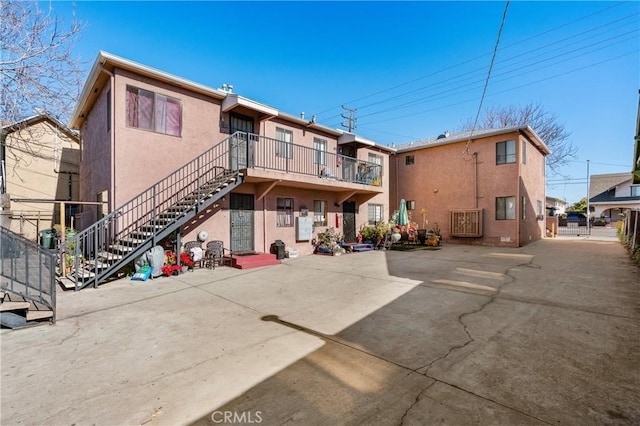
354 24 637 122
313 1 632 119
464 0 510 158
315 7 638 137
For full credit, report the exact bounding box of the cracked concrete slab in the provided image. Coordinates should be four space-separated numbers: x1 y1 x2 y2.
2 229 638 425
189 340 435 426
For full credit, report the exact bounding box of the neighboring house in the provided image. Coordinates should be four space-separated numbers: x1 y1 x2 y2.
69 52 394 259
545 196 567 216
0 113 80 241
589 172 640 222
390 127 549 247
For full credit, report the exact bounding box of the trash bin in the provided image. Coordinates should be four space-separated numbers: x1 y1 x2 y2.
39 228 56 249
270 240 285 260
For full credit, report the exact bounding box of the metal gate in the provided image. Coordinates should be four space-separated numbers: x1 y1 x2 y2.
557 221 591 236
342 201 356 243
230 193 254 253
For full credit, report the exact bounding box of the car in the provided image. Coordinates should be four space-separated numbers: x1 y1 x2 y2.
566 212 588 225
566 212 586 221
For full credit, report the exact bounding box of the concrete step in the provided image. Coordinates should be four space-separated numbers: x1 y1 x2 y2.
231 253 281 270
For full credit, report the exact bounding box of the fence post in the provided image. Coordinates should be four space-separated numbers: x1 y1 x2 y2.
633 210 638 252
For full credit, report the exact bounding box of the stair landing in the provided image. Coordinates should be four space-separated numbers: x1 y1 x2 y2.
229 252 281 269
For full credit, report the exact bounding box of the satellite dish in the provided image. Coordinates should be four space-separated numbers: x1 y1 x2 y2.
198 230 208 242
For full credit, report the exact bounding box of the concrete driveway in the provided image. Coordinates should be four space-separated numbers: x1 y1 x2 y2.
1 231 638 425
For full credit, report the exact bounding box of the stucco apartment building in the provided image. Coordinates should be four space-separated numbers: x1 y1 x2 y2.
69 52 393 259
0 114 80 240
391 127 549 247
66 51 551 290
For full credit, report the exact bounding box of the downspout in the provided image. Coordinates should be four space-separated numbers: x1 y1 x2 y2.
474 152 478 208
102 66 116 213
394 153 399 209
263 197 267 253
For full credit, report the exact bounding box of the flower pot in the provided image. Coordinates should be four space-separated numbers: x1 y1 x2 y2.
391 232 401 243
182 266 189 273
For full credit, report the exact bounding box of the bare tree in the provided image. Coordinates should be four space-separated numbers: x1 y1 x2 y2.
462 103 578 176
0 0 84 182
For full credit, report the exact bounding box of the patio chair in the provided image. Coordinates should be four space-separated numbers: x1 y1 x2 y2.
204 240 229 269
183 241 204 268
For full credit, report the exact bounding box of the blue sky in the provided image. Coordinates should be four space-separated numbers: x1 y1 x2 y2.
50 1 639 204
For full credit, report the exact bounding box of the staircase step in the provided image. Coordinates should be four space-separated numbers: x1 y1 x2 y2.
108 244 135 254
26 301 53 321
97 251 124 261
0 295 30 311
57 275 77 290
118 237 146 246
231 253 281 270
85 259 112 270
70 268 96 280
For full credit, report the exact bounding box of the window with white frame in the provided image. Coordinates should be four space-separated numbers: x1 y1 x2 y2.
521 140 527 164
496 196 516 220
496 140 516 165
368 204 383 225
276 127 293 159
126 86 182 136
313 200 327 226
631 186 640 197
277 197 294 227
537 200 543 216
313 138 327 165
521 196 527 220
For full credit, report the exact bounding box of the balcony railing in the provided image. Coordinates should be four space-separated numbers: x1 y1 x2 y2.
232 132 382 187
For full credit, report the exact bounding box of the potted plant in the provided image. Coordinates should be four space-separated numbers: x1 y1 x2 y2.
180 252 194 272
359 225 378 244
162 251 181 276
313 227 344 255
375 221 390 243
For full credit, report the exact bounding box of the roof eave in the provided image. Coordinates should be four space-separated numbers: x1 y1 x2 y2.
70 51 228 129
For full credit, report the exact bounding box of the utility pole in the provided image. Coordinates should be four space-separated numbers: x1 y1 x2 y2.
586 159 590 233
341 105 357 132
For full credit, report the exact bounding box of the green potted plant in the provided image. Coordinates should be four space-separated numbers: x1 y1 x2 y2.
359 225 378 243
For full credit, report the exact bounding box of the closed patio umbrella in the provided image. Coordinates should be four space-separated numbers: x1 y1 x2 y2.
398 199 409 227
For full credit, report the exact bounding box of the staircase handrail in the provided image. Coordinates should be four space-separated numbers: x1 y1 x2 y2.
67 132 246 289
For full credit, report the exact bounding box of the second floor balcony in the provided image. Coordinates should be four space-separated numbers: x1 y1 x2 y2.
230 132 384 197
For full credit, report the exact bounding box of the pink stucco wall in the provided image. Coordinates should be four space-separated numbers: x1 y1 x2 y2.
79 79 112 229
111 69 226 207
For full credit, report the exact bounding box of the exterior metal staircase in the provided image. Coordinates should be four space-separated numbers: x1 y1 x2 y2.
58 133 246 291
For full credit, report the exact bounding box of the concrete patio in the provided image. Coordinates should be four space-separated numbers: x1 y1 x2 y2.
1 229 638 425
